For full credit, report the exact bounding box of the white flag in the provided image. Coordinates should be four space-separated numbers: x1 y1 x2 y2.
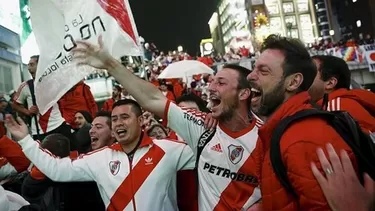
30 0 142 114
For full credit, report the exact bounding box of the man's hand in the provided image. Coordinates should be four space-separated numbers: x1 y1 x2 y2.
311 143 374 211
4 114 29 141
204 113 218 130
73 35 113 70
28 105 39 115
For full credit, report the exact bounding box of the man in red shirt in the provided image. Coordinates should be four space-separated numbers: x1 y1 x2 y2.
58 81 98 128
102 85 122 112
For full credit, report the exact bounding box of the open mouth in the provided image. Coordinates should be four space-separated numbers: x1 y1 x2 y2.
251 88 262 103
209 95 221 109
116 129 127 137
91 137 99 143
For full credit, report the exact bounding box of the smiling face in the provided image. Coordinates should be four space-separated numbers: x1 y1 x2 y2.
111 104 143 145
208 68 242 120
89 116 112 150
247 49 287 116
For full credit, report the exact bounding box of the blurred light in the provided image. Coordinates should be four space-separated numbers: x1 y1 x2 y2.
255 10 259 13
329 30 335 35
352 0 357 2
177 46 183 52
318 37 323 40
356 20 361 27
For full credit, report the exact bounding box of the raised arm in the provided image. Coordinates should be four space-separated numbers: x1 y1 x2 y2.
5 115 93 182
73 37 166 117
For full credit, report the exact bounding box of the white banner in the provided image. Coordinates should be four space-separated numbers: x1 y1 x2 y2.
30 0 142 114
363 44 375 72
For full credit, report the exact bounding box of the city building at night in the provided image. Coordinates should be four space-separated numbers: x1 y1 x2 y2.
209 0 253 53
249 0 319 44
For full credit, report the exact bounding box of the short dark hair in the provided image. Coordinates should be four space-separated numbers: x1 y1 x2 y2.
222 64 251 89
30 55 39 63
312 55 351 90
76 110 93 124
261 34 316 91
95 111 112 128
112 99 142 117
176 93 210 113
42 134 70 158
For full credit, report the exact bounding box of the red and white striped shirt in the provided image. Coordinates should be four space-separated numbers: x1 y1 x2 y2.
18 134 195 211
164 101 263 210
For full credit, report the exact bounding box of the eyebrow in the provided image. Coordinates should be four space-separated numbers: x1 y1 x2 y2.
111 113 129 118
216 77 228 81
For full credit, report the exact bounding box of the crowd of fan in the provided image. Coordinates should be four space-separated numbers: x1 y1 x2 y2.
308 33 374 51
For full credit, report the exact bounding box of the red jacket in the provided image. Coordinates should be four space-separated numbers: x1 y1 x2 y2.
102 98 116 112
253 92 357 211
317 88 375 133
0 136 30 173
59 82 98 128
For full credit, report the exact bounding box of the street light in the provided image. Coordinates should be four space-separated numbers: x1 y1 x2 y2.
329 30 335 36
177 45 183 52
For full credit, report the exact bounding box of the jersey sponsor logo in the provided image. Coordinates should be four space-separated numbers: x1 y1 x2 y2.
145 157 153 165
211 143 223 152
109 160 121 176
203 162 258 185
183 112 204 126
228 144 244 164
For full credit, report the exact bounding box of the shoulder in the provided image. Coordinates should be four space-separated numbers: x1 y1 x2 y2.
327 97 361 111
152 138 189 151
76 146 111 160
280 117 342 151
153 138 187 146
16 82 30 93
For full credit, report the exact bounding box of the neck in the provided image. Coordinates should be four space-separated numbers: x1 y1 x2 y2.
120 132 142 154
220 106 250 132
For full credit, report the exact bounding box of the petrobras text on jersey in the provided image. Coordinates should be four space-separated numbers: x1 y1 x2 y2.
203 162 259 185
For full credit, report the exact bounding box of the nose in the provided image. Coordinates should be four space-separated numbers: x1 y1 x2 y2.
247 70 257 82
208 82 217 92
89 127 95 135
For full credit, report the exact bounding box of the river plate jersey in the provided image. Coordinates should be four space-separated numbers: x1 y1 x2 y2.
164 101 263 210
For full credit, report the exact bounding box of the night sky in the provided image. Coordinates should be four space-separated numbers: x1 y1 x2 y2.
130 0 218 56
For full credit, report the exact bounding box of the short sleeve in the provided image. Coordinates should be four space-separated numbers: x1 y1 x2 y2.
164 101 207 154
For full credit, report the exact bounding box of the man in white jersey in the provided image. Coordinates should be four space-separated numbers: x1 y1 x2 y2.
72 37 262 210
5 99 195 211
11 55 70 142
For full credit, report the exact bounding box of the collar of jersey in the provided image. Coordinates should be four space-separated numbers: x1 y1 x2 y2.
109 133 153 152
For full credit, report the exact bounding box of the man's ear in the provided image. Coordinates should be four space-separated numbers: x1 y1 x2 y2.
285 73 303 92
138 115 144 127
325 77 338 90
238 88 251 101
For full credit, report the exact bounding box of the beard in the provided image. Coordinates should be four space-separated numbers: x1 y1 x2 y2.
258 80 286 117
218 94 240 122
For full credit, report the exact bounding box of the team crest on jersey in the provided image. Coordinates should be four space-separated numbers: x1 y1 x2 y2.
228 145 244 164
109 160 121 176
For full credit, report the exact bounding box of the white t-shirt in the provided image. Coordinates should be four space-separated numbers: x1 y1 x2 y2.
13 81 65 135
165 101 263 210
